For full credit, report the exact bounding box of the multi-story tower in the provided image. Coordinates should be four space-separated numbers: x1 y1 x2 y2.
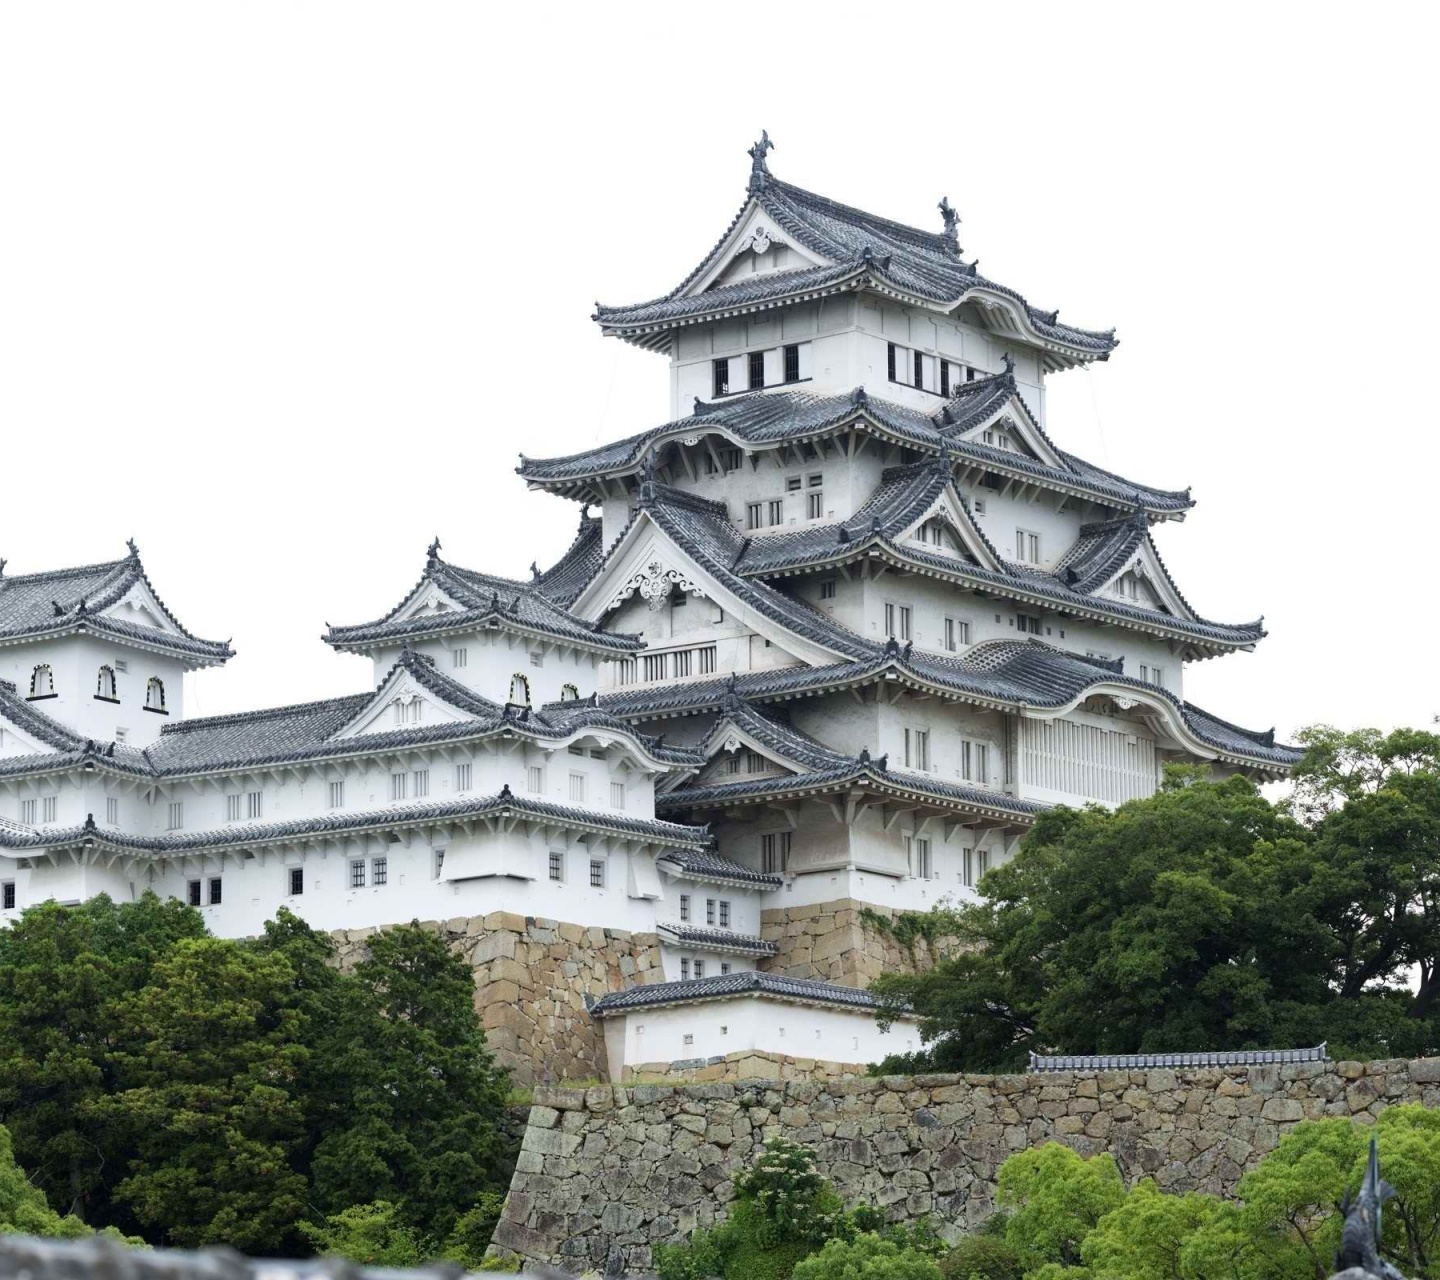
0 139 1298 1082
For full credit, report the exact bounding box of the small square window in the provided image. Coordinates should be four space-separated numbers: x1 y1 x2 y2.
720 962 731 975
529 651 543 668
288 867 304 896
819 580 836 600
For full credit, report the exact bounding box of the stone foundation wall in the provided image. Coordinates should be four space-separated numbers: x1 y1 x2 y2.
490 1056 1440 1273
760 898 957 986
330 914 664 1085
622 1050 871 1085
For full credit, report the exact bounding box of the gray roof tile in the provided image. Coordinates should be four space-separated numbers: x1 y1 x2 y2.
589 969 899 1016
656 923 778 955
654 848 784 889
1028 1045 1329 1073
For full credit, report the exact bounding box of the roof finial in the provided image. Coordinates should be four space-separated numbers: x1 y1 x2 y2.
637 448 658 504
0 558 7 578
427 536 442 564
747 130 774 193
529 561 541 582
938 197 961 252
125 538 139 560
1002 352 1016 376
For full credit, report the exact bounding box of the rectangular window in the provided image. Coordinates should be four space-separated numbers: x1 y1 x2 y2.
712 357 730 397
114 659 128 673
569 773 586 803
944 617 969 651
768 499 783 526
694 960 705 979
548 850 564 881
390 773 407 802
246 791 263 820
783 343 800 383
906 836 933 879
41 797 57 824
527 765 544 794
1016 530 1041 564
819 580 836 600
413 769 429 798
697 645 717 674
350 859 366 889
1 882 13 910
887 342 897 381
913 349 924 389
19 800 36 826
721 962 731 975
963 847 974 887
328 780 345 809
642 652 667 681
786 475 802 493
899 606 912 641
208 877 222 906
760 831 791 875
167 802 184 831
726 755 741 775
806 490 823 519
452 647 468 669
187 879 202 906
1016 613 1042 636
115 728 128 743
610 781 626 809
745 501 764 530
940 361 951 398
455 763 473 793
746 751 765 774
106 797 119 826
748 349 765 389
706 898 716 925
720 447 741 472
904 728 931 771
288 867 304 896
589 859 605 888
616 658 636 686
226 794 241 823
434 849 445 878
673 649 692 678
680 893 691 922
681 958 691 981
962 741 991 785
884 602 895 636
979 848 990 877
719 900 731 928
372 856 388 886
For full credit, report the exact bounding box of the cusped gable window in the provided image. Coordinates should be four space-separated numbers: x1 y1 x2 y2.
96 666 118 701
143 677 167 714
28 664 55 700
508 673 531 708
392 696 422 726
560 683 579 703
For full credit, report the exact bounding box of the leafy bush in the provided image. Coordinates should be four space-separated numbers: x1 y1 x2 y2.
0 1123 92 1240
938 1231 1024 1280
995 1144 1125 1269
299 1200 426 1267
792 1232 943 1280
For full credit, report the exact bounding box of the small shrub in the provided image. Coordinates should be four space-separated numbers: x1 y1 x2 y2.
792 1232 943 1280
939 1233 1025 1280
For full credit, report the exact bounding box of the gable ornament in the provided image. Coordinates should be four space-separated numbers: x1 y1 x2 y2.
607 560 700 613
749 226 772 255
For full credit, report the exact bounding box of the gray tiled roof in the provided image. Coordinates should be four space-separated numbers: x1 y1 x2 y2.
0 651 703 782
654 848 784 889
518 378 1192 517
0 549 232 663
727 460 1259 649
0 789 711 857
589 969 898 1016
533 513 607 608
594 170 1117 363
1028 1045 1329 1073
656 923 779 955
325 548 641 653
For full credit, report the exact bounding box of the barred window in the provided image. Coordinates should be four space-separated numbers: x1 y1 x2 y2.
328 780 345 809
610 781 626 809
208 877 222 905
390 773 407 802
680 894 691 922
549 851 564 882
719 900 731 928
455 763 473 792
288 867 304 896
1 882 14 910
712 357 730 397
527 766 544 794
106 798 119 825
371 857 388 886
413 769 429 798
783 344 800 383
748 350 765 390
187 879 202 906
697 645 717 674
167 802 184 831
760 831 791 875
569 772 586 803
226 794 242 822
589 859 605 888
350 860 366 889
706 898 716 925
246 791 263 819
41 797 57 824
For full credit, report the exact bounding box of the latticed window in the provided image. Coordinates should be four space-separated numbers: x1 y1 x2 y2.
783 343 800 383
548 851 564 881
748 350 765 389
712 357 729 397
372 857 388 886
350 860 366 889
589 859 605 888
328 780 345 808
289 867 304 896
719 901 730 928
455 763 473 792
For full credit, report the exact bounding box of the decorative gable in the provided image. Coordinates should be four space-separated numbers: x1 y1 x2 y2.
688 206 828 297
103 581 188 637
0 715 64 760
955 399 1066 471
899 487 1002 571
330 670 479 740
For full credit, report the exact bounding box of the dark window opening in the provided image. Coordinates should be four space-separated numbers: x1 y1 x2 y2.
887 343 897 381
2 882 15 910
208 877 222 905
783 344 800 383
288 867 303 896
712 358 729 397
748 350 765 389
913 350 924 389
940 362 951 398
187 880 202 907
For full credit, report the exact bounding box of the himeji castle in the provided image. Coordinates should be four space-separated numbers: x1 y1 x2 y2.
0 137 1300 1082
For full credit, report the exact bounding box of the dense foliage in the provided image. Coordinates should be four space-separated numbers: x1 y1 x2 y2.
655 1138 944 1280
0 896 513 1256
960 1109 1440 1280
872 729 1440 1070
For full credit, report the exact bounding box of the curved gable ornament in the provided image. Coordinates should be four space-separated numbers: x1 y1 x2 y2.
608 560 700 613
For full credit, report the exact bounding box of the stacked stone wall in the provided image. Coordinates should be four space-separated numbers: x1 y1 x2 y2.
330 913 664 1085
760 898 957 986
621 1049 872 1085
490 1056 1440 1273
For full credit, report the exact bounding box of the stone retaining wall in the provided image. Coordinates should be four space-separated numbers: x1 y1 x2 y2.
621 1049 871 1085
759 898 957 986
489 1056 1440 1273
331 914 664 1085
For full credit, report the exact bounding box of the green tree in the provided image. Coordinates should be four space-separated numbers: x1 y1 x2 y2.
876 750 1440 1069
0 1123 91 1240
0 893 205 1220
88 936 310 1252
299 1200 427 1267
1078 1181 1224 1280
792 1233 943 1280
296 920 512 1245
995 1145 1126 1270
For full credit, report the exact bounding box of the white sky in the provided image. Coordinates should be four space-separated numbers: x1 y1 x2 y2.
1 3 1435 743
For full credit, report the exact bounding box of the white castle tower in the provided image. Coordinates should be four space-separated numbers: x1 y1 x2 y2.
0 138 1297 1082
